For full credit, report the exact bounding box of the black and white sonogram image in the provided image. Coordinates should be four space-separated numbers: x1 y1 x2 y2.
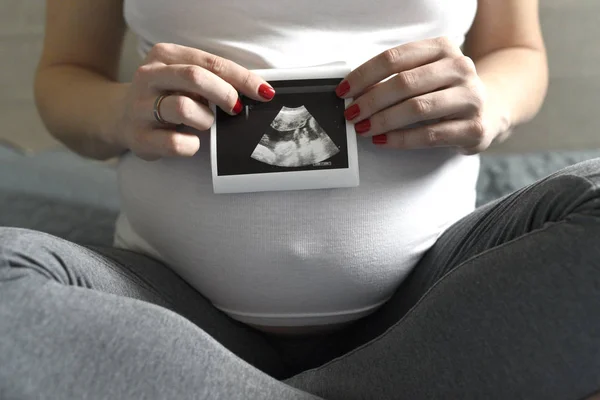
215 78 349 176
251 105 340 167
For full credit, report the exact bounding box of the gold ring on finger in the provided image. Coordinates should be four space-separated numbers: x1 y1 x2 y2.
153 94 170 125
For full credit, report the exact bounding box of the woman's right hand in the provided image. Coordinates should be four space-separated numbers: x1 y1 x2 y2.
116 43 275 161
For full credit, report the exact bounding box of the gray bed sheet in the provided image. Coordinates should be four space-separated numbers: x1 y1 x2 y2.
2 146 600 247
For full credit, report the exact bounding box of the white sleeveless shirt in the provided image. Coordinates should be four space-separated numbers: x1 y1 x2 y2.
116 0 480 327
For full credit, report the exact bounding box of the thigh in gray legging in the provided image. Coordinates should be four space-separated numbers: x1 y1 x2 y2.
286 158 600 400
0 229 312 399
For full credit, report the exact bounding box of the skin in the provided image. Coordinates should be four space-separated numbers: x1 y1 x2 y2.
35 0 547 161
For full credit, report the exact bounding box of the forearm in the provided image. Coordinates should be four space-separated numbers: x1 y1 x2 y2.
34 65 130 160
472 46 548 140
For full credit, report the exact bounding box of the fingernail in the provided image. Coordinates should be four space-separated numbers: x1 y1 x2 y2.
258 84 275 100
233 98 243 114
355 119 371 134
344 104 361 121
372 134 387 145
336 80 351 97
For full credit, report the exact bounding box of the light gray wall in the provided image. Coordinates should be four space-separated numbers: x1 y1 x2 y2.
490 0 600 153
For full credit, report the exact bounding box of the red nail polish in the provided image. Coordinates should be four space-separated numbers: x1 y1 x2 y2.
372 134 387 145
258 84 275 100
336 80 350 97
233 98 243 114
344 104 360 121
355 119 371 134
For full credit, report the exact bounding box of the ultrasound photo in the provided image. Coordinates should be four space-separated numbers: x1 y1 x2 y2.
250 105 340 167
210 65 360 194
214 78 349 176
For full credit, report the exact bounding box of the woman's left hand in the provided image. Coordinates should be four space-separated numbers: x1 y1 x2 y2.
336 37 497 155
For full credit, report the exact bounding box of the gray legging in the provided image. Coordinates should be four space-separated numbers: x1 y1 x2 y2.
2 159 600 400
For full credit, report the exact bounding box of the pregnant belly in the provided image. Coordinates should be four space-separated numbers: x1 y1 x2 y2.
115 140 479 327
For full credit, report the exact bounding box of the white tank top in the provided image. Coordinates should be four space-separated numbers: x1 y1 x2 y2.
116 0 480 327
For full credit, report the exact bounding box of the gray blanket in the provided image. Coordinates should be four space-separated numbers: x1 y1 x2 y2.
2 147 600 246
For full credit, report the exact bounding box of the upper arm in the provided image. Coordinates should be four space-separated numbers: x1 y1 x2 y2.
38 0 127 80
464 0 545 60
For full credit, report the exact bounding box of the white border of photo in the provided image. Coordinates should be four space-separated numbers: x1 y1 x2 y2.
210 63 360 194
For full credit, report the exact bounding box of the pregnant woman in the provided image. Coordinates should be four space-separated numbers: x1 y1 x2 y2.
2 0 600 398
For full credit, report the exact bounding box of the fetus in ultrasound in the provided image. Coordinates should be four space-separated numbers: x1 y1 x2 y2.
250 106 339 167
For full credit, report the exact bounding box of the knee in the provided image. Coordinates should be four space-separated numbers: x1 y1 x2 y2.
556 158 600 184
540 158 600 217
0 227 49 253
0 228 66 281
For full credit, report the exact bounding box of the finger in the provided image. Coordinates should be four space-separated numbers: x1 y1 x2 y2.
372 118 488 150
355 86 483 137
336 36 462 98
146 94 215 132
344 56 476 122
132 129 201 160
145 43 275 101
141 64 243 115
